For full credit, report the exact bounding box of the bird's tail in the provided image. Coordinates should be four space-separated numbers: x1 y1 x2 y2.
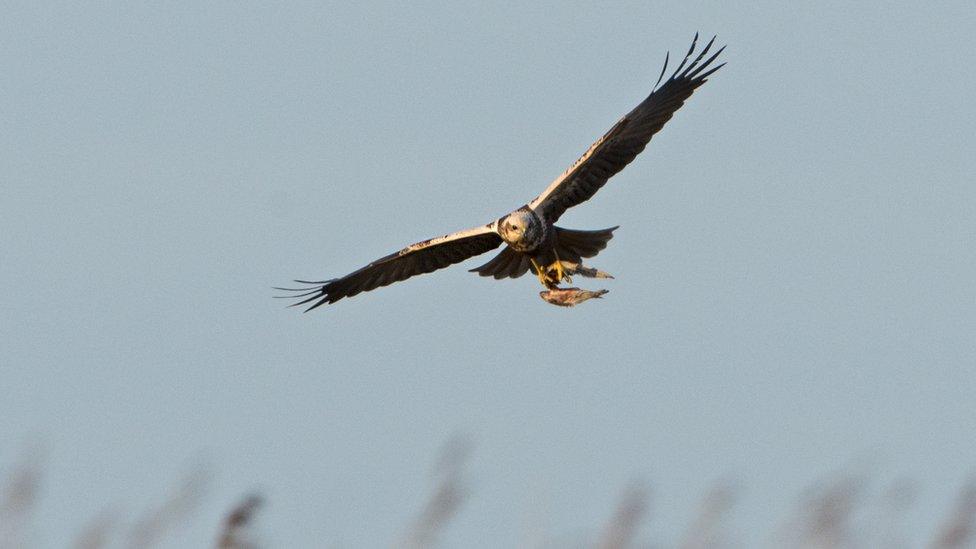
468 246 533 279
552 226 618 264
469 226 617 280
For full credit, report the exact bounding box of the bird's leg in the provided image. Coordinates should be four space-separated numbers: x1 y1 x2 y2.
529 258 551 288
563 262 614 280
545 250 568 286
558 259 572 285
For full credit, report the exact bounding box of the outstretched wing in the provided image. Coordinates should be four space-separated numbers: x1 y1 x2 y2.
529 34 725 224
277 224 502 310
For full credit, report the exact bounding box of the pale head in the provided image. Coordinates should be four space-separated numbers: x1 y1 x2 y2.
498 209 545 251
500 210 532 240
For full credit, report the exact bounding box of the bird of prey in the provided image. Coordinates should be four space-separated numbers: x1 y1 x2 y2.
278 34 724 311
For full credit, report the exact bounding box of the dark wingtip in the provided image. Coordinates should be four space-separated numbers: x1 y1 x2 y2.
303 298 330 313
696 61 726 82
290 292 323 307
688 44 727 80
273 279 335 311
653 50 670 90
679 35 717 79
670 33 700 80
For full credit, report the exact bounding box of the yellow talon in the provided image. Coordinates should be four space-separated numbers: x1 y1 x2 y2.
530 252 580 289
552 253 566 284
547 250 567 286
529 252 574 289
530 258 550 287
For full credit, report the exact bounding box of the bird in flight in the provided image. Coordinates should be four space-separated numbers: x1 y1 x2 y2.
278 34 724 311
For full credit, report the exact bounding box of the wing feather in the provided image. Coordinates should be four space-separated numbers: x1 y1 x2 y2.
529 35 725 223
277 224 502 310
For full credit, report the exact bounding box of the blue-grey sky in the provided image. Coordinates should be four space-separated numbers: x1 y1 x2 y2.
2 2 974 547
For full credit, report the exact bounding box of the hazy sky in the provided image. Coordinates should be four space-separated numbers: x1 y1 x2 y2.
2 2 974 547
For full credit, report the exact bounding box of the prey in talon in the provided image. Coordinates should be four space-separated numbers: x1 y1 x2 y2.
537 261 612 307
539 288 610 307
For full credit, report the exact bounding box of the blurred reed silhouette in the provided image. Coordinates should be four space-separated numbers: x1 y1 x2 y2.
2 445 974 548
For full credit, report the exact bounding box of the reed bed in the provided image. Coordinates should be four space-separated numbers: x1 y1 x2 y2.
2 446 973 548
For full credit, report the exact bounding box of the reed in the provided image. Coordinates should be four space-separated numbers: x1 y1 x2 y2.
2 449 974 548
